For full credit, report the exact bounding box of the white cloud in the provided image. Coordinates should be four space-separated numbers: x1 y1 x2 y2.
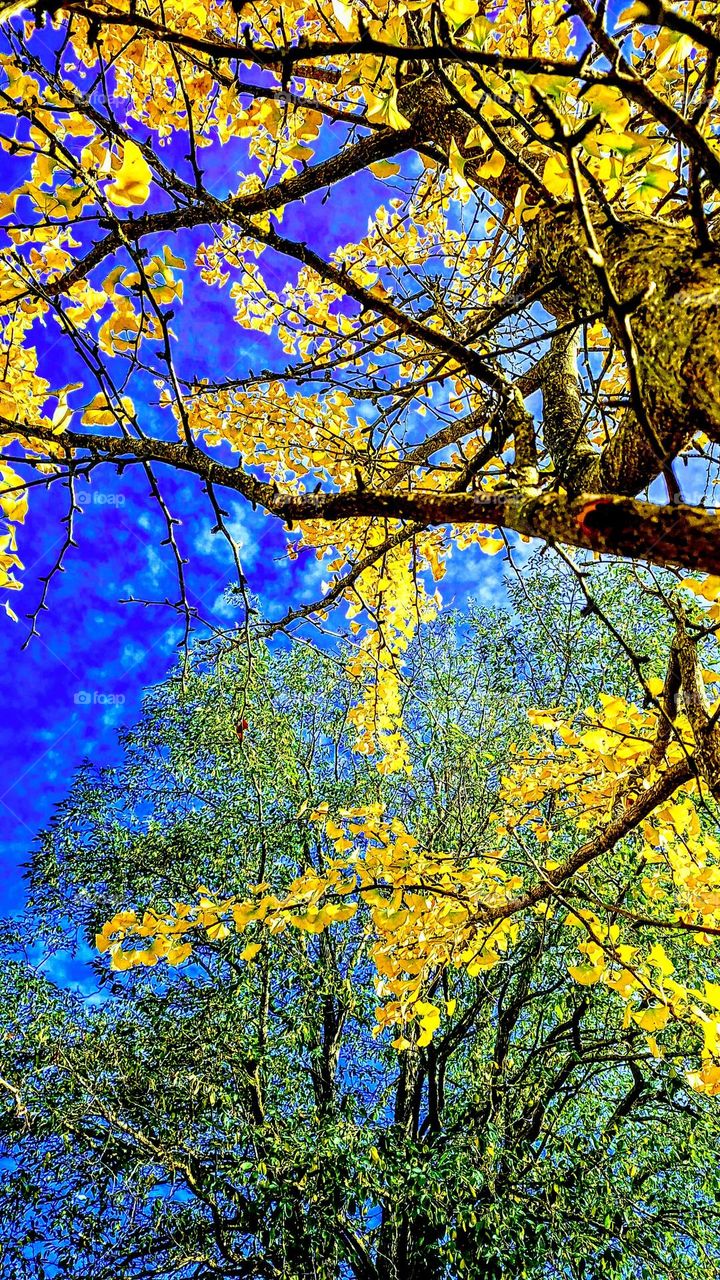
193 500 263 568
441 542 509 610
120 642 146 667
210 590 241 620
145 544 167 589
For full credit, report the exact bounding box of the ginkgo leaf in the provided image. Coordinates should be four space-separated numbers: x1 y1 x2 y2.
617 0 652 22
543 153 572 198
477 534 504 555
240 942 262 962
442 0 479 25
636 162 676 197
582 84 631 129
477 150 505 180
646 1034 664 1058
465 125 489 151
448 137 468 187
369 160 401 179
331 0 354 29
81 393 134 426
647 942 674 977
568 962 605 986
598 131 656 159
704 981 720 1011
364 88 411 131
681 575 720 601
687 1064 720 1095
632 1004 670 1033
105 141 152 208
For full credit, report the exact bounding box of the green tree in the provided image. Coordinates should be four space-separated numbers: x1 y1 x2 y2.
2 571 719 1279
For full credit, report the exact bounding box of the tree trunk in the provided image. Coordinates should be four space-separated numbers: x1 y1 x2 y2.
528 209 720 495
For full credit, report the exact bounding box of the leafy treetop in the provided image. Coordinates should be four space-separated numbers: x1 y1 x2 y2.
3 592 720 1279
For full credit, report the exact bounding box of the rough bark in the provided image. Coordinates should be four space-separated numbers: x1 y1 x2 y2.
529 209 720 496
675 613 720 799
399 68 720 505
12 420 720 575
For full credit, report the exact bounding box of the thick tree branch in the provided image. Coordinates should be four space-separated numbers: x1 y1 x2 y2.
6 420 720 575
674 611 720 798
541 330 598 492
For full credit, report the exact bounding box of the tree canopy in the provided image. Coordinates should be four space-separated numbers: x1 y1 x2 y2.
4 1 720 1264
3 589 720 1279
2 0 720 607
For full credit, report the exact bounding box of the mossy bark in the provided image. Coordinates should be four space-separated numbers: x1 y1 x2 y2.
528 209 720 496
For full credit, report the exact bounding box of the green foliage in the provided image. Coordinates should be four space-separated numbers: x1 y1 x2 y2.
1 562 719 1279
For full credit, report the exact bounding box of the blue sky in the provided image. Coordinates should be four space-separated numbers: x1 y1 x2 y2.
0 459 506 918
0 68 510 917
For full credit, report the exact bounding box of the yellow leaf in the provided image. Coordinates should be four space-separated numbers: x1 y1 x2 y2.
637 163 676 197
688 1064 720 1095
240 941 262 962
369 160 401 179
365 88 411 131
477 535 504 555
618 1 651 21
581 728 609 753
681 575 720 602
704 980 720 1011
477 150 505 180
599 131 656 160
442 0 479 25
331 0 354 28
105 141 152 208
465 125 489 151
543 153 572 199
514 183 541 223
647 942 674 977
81 393 134 426
632 1004 670 1032
656 29 695 68
568 962 604 986
582 84 631 130
448 137 468 187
